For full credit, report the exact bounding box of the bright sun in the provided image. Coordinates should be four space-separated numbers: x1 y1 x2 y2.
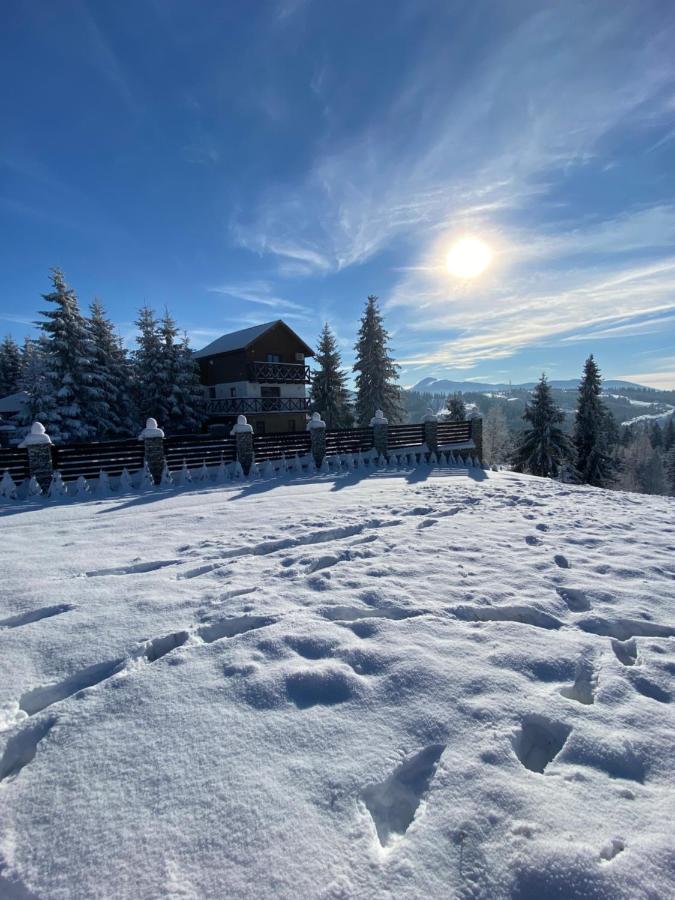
446 237 492 279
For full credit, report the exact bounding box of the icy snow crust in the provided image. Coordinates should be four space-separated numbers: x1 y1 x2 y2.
0 469 674 899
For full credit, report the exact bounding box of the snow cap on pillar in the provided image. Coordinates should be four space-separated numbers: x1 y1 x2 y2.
19 421 53 447
370 409 388 426
307 411 326 430
231 414 253 435
138 418 165 439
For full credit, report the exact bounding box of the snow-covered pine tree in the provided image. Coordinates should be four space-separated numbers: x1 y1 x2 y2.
37 269 99 441
573 354 617 487
16 338 57 431
87 301 135 437
649 421 663 450
158 312 204 433
171 331 205 434
311 323 353 429
446 392 466 422
513 373 573 478
353 295 403 425
664 417 675 452
0 335 22 396
133 306 167 427
666 443 675 495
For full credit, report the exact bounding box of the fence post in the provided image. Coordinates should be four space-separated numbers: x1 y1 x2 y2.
423 409 438 456
307 412 327 469
138 417 165 485
19 421 54 493
231 415 254 475
370 409 389 460
470 417 483 464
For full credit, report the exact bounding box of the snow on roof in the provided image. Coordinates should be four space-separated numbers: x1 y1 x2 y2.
0 390 28 413
193 320 313 359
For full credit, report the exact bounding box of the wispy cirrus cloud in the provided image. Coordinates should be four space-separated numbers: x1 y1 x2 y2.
206 279 312 319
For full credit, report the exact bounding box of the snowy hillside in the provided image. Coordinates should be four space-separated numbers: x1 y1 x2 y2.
1 468 674 899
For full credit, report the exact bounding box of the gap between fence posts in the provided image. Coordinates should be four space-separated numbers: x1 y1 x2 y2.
307 412 326 469
138 418 165 485
231 415 254 475
19 422 54 493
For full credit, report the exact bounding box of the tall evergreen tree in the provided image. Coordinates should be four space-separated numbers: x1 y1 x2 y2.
573 354 616 487
17 337 57 430
482 406 511 465
87 300 134 436
310 323 353 429
133 306 166 426
664 417 675 452
353 295 403 425
38 268 98 441
446 392 466 422
0 335 22 396
666 443 675 495
513 373 573 478
159 312 204 433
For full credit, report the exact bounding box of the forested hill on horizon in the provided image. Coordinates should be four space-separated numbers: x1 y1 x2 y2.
411 376 672 394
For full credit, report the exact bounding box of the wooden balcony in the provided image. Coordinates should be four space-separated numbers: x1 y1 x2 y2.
206 397 311 416
249 361 311 384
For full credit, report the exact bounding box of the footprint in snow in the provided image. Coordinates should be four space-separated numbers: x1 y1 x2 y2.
553 554 570 569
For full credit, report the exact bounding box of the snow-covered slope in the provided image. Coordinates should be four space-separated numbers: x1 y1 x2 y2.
1 469 674 899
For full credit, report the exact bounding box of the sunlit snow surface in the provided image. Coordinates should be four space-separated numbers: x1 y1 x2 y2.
1 468 674 899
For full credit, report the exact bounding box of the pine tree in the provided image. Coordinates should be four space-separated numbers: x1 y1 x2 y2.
17 338 57 430
666 444 675 495
649 421 663 450
37 268 98 441
664 417 675 452
573 354 616 487
152 310 204 433
0 335 22 396
513 373 573 478
310 323 353 429
353 295 403 425
446 392 466 422
133 306 167 426
87 300 134 437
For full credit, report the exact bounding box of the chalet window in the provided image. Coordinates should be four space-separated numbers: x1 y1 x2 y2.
230 387 236 398
295 353 304 362
266 353 281 363
208 387 216 399
261 386 280 398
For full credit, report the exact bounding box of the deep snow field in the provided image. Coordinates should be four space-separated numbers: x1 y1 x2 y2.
1 465 674 899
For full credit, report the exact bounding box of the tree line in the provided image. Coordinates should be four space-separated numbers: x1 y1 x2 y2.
0 269 204 441
498 357 675 495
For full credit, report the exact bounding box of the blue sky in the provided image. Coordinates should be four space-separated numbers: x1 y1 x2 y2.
2 0 675 389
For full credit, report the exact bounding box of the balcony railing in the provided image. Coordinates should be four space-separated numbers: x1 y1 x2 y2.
249 361 311 384
206 397 311 416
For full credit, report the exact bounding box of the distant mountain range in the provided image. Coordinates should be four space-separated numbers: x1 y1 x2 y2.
409 377 650 393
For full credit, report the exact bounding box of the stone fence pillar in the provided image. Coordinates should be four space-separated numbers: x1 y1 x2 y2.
19 421 54 493
370 409 389 460
231 415 254 475
470 417 483 465
307 412 327 469
423 409 438 456
138 418 165 485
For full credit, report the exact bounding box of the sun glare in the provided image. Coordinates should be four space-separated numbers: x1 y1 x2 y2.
446 237 492 279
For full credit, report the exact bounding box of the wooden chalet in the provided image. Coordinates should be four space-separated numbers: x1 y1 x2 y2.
194 320 314 434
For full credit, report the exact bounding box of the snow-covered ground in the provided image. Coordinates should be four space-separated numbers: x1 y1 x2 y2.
1 466 674 899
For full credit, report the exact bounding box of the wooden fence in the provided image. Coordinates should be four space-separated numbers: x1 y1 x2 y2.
3 420 475 484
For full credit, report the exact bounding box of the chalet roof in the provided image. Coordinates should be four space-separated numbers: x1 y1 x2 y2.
193 320 314 359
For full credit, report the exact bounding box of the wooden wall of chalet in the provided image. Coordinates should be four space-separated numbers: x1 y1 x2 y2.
198 322 313 386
